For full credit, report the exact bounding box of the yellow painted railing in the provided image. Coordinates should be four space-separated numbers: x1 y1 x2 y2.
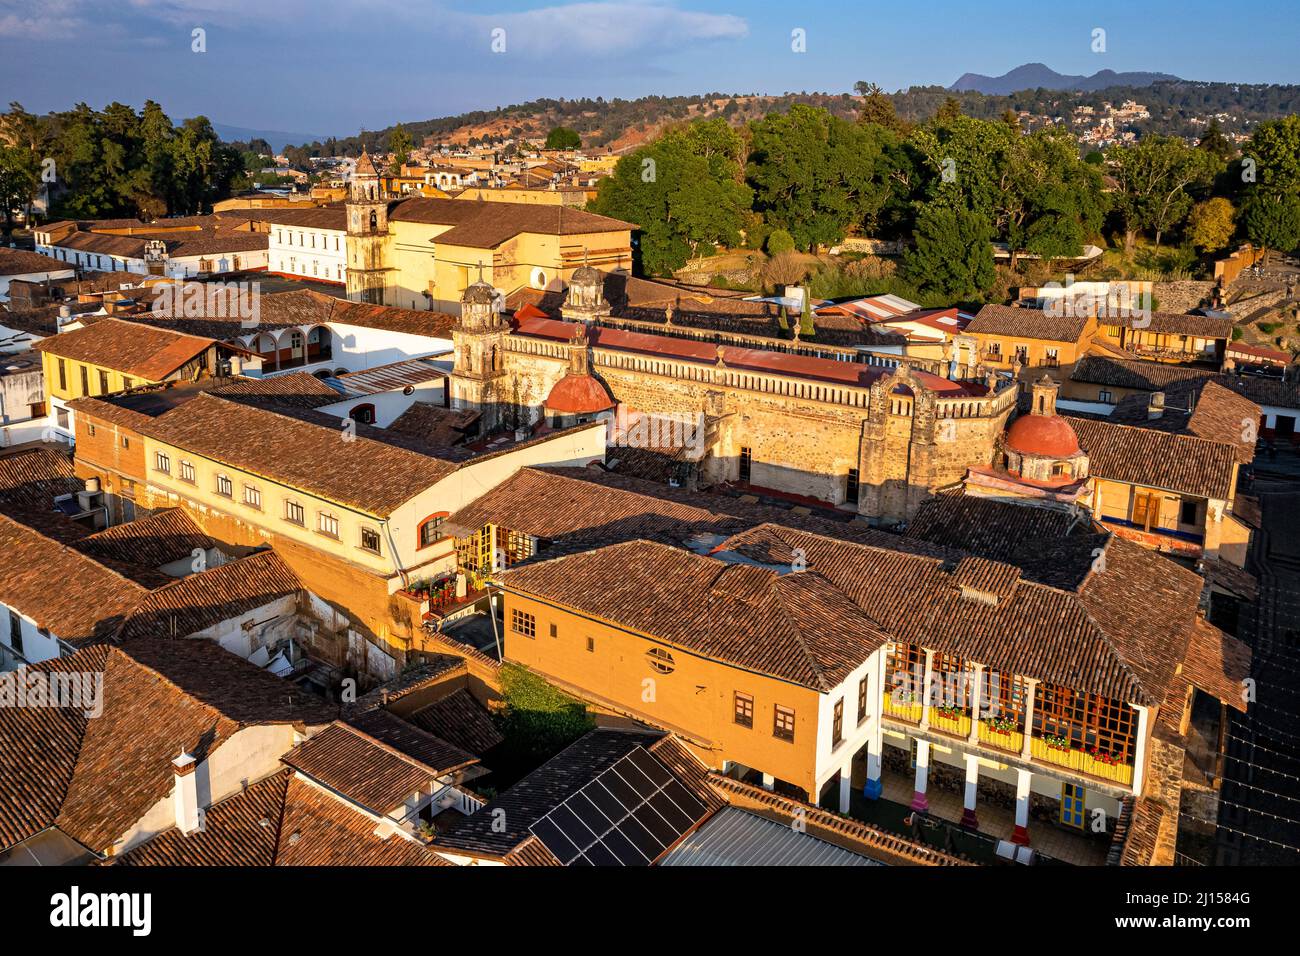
883 695 923 723
1031 737 1134 786
928 709 972 739
978 721 1024 755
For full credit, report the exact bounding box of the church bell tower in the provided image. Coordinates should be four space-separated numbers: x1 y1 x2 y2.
450 278 510 431
345 149 390 305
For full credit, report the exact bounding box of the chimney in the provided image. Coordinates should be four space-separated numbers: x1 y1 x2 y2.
172 751 201 834
1148 391 1166 420
56 304 72 330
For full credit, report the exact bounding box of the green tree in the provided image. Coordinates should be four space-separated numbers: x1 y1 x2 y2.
1241 193 1300 263
854 81 908 134
765 228 794 254
1106 136 1219 250
1246 115 1300 198
747 104 892 251
901 204 995 300
388 124 412 173
545 126 581 150
590 119 751 275
1187 197 1236 253
0 144 40 234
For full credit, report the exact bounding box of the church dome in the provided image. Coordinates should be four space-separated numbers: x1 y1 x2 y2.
571 263 601 285
1005 413 1081 458
544 373 614 415
461 281 496 305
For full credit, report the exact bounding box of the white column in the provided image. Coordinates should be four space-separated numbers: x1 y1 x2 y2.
761 772 775 791
911 739 930 812
838 761 852 815
919 648 936 730
1012 767 1032 845
1130 704 1150 797
961 753 980 829
864 650 885 800
1020 679 1039 761
967 663 985 745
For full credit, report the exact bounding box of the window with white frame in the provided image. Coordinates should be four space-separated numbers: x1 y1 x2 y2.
215 474 233 497
244 484 262 509
155 451 171 473
317 512 339 538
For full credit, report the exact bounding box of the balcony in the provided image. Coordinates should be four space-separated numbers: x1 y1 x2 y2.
1030 737 1135 787
883 693 923 723
928 705 972 739
977 718 1024 755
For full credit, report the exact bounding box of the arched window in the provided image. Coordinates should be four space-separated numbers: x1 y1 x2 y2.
349 403 376 425
369 210 378 231
417 512 449 549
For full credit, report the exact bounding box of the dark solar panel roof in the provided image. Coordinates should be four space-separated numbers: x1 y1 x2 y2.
527 747 708 866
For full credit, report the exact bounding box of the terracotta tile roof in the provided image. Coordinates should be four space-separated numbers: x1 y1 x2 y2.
903 492 1097 588
501 539 889 691
0 639 334 854
282 713 475 814
111 770 452 866
208 372 343 410
275 776 453 865
0 647 105 851
1106 379 1259 464
0 247 72 276
1180 618 1251 712
333 357 447 396
0 448 82 511
1067 416 1241 500
966 304 1092 343
31 317 217 380
1120 312 1233 338
711 522 1204 707
386 401 479 447
134 287 457 340
0 510 149 647
141 393 462 516
116 550 303 643
249 206 347 230
390 196 631 248
76 507 215 569
1070 355 1218 391
406 690 505 755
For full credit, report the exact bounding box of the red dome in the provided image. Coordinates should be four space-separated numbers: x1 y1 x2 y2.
544 373 614 415
1006 413 1080 458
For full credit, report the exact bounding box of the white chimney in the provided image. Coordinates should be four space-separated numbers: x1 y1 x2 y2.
1147 391 1166 420
172 752 201 835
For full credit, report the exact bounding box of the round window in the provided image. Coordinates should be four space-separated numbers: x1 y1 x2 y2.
646 647 675 675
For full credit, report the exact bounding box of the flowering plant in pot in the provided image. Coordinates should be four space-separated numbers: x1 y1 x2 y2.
1043 733 1071 751
984 715 1017 735
1088 747 1119 765
935 704 963 720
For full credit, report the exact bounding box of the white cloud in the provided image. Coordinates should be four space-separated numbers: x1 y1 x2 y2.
457 2 749 57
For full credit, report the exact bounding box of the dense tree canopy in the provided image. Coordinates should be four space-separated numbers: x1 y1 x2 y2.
544 126 581 150
590 118 752 275
0 100 243 227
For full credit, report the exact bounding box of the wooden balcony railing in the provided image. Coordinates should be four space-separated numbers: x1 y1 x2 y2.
977 720 1023 754
1030 737 1134 786
883 694 923 723
928 707 972 739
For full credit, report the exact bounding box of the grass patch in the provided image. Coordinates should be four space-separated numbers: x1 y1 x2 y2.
483 663 595 789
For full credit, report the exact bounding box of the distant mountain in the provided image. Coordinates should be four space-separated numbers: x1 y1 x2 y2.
949 63 1182 96
213 123 329 153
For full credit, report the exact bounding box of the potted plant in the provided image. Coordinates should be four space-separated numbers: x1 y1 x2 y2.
984 715 1017 735
1043 733 1071 752
935 704 963 720
1088 747 1119 765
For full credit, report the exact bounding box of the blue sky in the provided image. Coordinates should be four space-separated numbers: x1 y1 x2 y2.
2 0 1298 139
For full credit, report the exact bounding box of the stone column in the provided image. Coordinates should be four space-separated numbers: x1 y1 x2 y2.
1020 679 1040 761
1012 767 1032 845
911 739 931 812
961 753 980 830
